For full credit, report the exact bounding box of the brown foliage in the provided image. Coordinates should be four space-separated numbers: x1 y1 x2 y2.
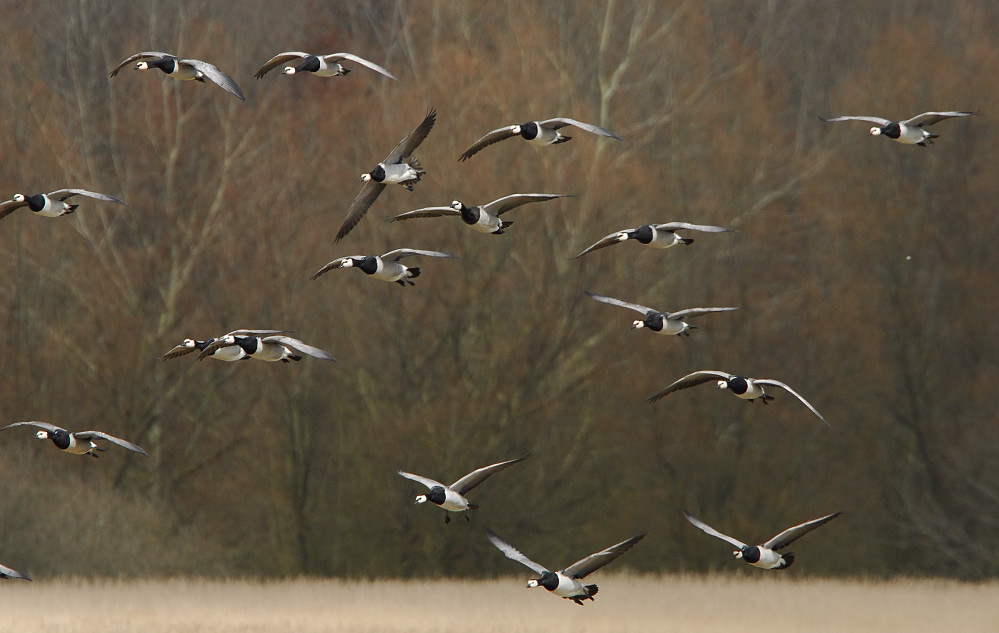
0 0 995 580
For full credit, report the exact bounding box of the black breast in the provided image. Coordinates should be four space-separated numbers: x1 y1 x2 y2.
356 256 379 275
233 336 260 355
426 486 446 505
49 429 72 450
519 121 539 140
882 122 902 139
297 55 321 73
537 571 559 591
632 225 654 244
741 546 761 563
727 376 749 395
24 194 47 212
369 164 386 183
645 312 664 331
150 58 177 74
458 204 479 225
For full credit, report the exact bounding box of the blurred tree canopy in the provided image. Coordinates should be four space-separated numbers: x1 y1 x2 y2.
0 0 996 580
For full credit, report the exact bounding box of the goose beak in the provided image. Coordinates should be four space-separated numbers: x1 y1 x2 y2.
631 320 645 329
527 579 539 588
715 380 728 390
414 495 427 504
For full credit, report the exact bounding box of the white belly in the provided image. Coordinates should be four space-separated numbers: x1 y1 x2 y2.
735 382 766 400
35 198 68 217
658 320 688 335
439 491 470 512
210 346 246 362
750 548 784 569
251 343 289 362
171 64 202 81
380 163 419 184
62 435 94 455
552 575 587 598
471 212 503 233
371 261 407 282
648 231 681 248
313 62 343 77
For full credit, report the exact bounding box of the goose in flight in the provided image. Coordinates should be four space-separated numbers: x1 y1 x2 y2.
336 109 437 242
197 334 336 363
0 189 126 222
398 456 527 523
310 248 456 286
585 292 740 336
683 509 841 570
1 421 148 458
819 111 975 146
160 330 289 361
648 370 827 424
109 52 245 101
485 529 645 605
388 193 571 235
458 117 620 162
254 51 398 81
573 222 733 259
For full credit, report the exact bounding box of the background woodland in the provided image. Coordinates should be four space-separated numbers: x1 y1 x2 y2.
0 0 996 580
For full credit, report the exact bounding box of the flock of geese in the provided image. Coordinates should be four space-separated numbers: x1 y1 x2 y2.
0 43 977 601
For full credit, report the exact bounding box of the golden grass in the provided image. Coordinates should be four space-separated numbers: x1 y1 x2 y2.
0 574 996 632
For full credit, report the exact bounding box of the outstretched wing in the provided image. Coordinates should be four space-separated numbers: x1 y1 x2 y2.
753 379 828 425
648 370 733 404
261 336 337 362
181 58 245 101
683 509 748 549
0 562 30 580
384 108 437 164
902 111 976 128
538 117 622 140
335 181 386 242
108 51 175 77
310 257 352 280
585 291 657 316
562 533 646 579
449 456 528 494
75 431 149 457
397 470 444 491
387 206 459 222
160 341 200 360
253 51 309 78
763 512 842 551
652 222 733 233
485 529 550 576
326 53 399 81
457 125 520 162
667 306 742 320
0 197 29 220
224 329 289 338
572 230 630 258
381 248 458 262
818 114 892 126
482 193 572 216
46 189 128 206
1 420 63 434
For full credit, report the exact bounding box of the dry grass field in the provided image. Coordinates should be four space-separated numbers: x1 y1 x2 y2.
1 574 995 632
